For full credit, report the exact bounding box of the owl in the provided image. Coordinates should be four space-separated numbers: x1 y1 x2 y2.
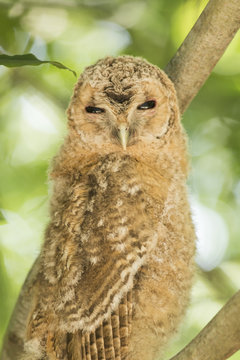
2 56 195 360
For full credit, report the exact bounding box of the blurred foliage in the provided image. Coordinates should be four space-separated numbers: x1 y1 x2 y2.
0 0 240 358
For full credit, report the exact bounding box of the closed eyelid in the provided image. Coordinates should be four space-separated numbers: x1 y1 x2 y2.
85 106 105 114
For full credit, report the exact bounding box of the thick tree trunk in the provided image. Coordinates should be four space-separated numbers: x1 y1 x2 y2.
165 0 240 113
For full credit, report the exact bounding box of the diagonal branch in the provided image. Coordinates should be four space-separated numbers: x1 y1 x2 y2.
165 0 240 114
169 290 240 360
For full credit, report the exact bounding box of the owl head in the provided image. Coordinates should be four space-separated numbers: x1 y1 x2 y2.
67 56 181 152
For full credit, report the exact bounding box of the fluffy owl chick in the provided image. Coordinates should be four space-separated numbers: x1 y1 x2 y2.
20 56 195 360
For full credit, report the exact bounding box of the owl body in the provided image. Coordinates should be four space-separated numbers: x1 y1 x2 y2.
13 56 195 360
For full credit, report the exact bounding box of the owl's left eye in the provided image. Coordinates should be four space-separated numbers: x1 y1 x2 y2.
137 100 156 110
85 106 105 114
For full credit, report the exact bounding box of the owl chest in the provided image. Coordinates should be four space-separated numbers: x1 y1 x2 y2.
78 168 167 247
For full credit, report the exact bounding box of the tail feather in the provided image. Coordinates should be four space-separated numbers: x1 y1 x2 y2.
111 309 121 360
119 296 129 358
84 332 91 360
47 291 133 359
103 317 115 359
96 324 106 360
90 331 98 360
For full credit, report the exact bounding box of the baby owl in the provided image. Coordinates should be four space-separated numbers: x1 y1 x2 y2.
3 56 196 360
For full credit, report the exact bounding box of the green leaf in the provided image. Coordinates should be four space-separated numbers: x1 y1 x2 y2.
0 53 77 77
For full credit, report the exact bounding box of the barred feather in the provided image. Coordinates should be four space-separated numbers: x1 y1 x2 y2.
66 292 132 360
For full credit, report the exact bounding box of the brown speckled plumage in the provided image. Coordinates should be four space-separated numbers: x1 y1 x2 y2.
14 56 195 360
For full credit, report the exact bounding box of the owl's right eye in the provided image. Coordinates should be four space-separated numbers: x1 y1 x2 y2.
85 106 105 114
137 100 156 110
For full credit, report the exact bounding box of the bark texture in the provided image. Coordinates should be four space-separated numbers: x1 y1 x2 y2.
0 258 40 360
165 0 240 113
169 291 240 360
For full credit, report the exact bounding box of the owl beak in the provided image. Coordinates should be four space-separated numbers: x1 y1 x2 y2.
118 124 129 150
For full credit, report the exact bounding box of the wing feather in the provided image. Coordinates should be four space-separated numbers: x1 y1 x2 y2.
67 291 133 360
24 155 166 359
44 155 162 335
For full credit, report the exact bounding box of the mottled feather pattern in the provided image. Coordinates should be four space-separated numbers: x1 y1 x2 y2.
26 154 166 338
11 56 195 360
25 292 132 360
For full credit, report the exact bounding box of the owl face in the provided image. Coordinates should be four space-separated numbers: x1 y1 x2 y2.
70 78 173 150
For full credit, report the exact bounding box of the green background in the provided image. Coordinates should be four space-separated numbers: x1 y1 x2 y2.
0 0 240 358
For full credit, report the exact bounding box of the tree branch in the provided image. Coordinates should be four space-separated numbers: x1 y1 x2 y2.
169 291 240 360
165 0 240 114
0 257 40 360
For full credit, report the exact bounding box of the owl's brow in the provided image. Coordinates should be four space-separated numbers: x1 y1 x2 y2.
104 90 133 104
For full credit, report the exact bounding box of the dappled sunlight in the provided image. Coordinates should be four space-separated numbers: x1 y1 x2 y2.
188 296 222 329
221 262 240 289
191 199 229 271
22 7 69 42
191 117 233 157
28 36 47 61
234 180 240 205
214 31 240 76
0 196 47 285
54 20 131 69
0 196 48 278
110 1 146 28
171 0 208 47
10 92 65 165
191 150 232 206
